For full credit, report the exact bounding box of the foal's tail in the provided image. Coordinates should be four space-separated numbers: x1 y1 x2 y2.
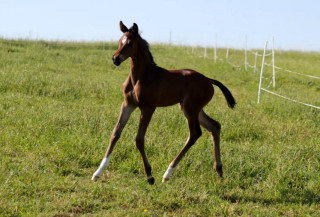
208 78 236 109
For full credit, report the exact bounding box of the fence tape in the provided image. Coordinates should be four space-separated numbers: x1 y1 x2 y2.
248 50 272 57
261 88 320 109
265 63 320 80
226 60 242 68
189 44 319 110
248 50 263 56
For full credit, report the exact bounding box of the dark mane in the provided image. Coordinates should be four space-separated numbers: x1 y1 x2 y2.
140 37 156 66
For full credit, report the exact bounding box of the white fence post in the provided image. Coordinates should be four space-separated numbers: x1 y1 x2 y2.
214 35 217 63
214 46 217 62
226 47 229 61
258 41 268 104
245 35 248 70
272 37 276 88
254 52 258 74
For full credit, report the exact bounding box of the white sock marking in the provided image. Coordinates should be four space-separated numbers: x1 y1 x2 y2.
163 166 176 180
92 156 111 180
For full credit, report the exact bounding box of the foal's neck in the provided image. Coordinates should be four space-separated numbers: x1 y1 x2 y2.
129 40 155 85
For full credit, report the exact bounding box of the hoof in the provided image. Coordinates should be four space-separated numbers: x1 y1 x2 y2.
91 175 99 181
162 177 169 183
147 176 155 185
215 164 223 178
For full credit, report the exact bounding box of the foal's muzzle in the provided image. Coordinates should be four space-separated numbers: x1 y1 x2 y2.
112 55 121 66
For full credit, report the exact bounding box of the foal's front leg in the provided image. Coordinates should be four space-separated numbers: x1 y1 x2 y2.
135 107 155 184
91 101 136 181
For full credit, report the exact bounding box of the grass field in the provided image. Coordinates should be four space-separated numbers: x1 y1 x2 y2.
0 38 319 216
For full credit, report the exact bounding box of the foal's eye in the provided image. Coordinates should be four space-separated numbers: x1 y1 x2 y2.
128 41 133 46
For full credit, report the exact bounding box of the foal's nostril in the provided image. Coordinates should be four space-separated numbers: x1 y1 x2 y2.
112 56 121 66
112 55 117 63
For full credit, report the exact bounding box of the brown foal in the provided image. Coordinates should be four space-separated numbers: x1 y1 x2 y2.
92 21 236 184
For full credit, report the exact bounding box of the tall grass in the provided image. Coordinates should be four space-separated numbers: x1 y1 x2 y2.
0 39 319 216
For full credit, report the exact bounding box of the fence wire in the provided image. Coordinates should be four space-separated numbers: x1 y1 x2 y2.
187 43 319 110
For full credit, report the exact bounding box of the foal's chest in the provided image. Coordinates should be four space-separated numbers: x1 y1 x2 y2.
123 80 156 106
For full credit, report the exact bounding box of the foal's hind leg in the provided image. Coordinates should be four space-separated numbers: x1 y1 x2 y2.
162 111 202 182
92 101 136 181
199 110 223 178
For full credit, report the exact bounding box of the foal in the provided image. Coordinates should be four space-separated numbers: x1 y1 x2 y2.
92 21 236 184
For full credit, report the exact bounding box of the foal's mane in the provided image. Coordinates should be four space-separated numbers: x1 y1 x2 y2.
138 35 156 66
128 24 156 65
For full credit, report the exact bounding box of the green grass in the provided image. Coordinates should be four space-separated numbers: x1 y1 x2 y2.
0 39 319 216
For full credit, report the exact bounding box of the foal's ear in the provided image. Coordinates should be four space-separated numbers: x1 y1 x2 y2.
131 23 139 35
120 21 128 33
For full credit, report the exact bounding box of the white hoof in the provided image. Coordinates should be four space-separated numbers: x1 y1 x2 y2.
162 166 176 183
91 156 111 182
162 177 170 183
91 175 100 181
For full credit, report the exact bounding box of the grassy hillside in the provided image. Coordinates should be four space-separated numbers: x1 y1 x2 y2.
0 39 319 216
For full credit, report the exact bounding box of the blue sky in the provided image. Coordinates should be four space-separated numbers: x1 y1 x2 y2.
1 0 320 51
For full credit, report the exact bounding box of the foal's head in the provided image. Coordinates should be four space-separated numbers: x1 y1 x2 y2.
112 21 140 66
112 21 155 66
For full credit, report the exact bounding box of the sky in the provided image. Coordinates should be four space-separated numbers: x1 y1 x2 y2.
1 0 320 51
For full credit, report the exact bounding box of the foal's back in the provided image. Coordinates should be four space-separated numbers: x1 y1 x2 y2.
137 65 214 108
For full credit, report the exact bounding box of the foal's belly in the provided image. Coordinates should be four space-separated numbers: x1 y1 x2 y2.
134 88 184 108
